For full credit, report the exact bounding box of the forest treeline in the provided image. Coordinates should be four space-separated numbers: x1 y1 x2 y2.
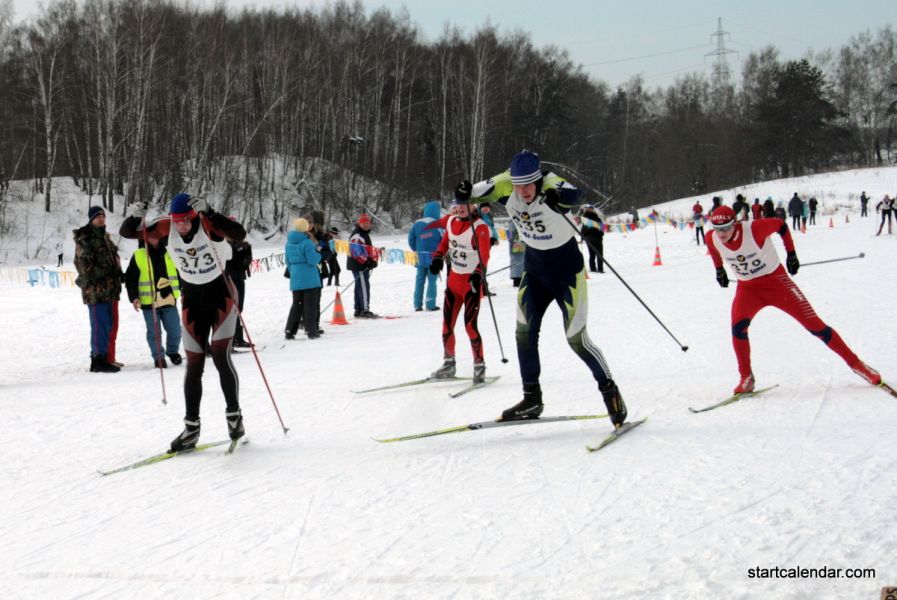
0 0 895 227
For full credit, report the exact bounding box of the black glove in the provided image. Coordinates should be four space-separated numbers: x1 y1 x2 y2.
366 258 378 270
716 266 729 288
455 179 472 201
490 238 499 247
786 251 799 275
543 187 563 213
429 256 444 275
469 270 483 294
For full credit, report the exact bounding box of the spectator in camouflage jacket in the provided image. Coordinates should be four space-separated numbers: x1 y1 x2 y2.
73 206 123 372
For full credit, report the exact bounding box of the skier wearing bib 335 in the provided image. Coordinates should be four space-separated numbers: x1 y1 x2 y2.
705 205 881 394
121 193 247 452
470 150 627 427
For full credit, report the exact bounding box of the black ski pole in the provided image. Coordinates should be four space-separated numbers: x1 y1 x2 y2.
140 214 168 405
801 252 865 268
559 212 689 352
319 277 356 316
485 264 510 278
467 203 509 364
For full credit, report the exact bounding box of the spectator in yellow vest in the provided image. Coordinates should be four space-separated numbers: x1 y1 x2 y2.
125 235 183 367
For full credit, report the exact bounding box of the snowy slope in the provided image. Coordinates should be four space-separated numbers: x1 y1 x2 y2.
1 168 896 599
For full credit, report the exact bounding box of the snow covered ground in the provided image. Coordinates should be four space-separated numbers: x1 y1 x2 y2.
1 168 896 599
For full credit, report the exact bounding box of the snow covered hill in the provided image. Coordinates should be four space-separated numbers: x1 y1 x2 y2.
1 167 896 599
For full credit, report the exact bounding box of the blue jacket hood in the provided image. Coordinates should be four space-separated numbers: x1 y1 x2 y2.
423 200 441 220
287 230 307 244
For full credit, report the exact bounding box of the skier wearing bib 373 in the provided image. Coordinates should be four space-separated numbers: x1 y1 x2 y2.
121 193 248 452
705 205 881 395
469 150 627 427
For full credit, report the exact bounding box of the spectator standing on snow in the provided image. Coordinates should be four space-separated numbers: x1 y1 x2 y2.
692 200 705 246
226 236 253 348
73 206 123 373
788 192 803 230
506 220 525 286
751 198 763 220
348 213 379 318
125 235 182 368
580 204 605 272
284 218 323 340
860 191 869 217
55 239 64 267
407 200 444 311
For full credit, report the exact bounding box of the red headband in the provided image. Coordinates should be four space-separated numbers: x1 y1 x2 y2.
171 209 197 223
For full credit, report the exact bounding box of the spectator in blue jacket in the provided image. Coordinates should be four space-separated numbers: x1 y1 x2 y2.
407 200 444 311
284 218 323 340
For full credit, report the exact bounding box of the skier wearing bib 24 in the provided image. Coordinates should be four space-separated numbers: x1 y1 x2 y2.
470 150 627 427
121 193 248 452
705 205 881 394
427 181 492 383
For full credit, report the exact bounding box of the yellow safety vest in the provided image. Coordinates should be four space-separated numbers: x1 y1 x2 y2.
135 248 180 306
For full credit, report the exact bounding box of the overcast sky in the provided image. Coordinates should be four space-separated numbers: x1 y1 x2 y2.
9 0 894 88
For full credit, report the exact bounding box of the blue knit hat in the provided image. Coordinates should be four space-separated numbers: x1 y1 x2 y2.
510 150 542 185
169 193 196 223
87 205 105 224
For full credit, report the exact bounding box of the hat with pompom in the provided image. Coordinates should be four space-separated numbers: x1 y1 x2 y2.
293 217 310 233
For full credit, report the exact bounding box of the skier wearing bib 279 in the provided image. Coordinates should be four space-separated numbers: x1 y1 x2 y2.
470 150 627 427
121 193 247 452
705 205 881 394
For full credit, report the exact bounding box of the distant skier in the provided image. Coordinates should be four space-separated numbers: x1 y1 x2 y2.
470 150 627 427
875 195 894 235
122 194 247 452
427 181 491 383
692 200 705 246
705 205 881 395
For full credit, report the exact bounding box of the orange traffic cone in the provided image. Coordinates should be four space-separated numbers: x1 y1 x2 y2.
330 291 350 325
652 246 663 266
828 217 834 228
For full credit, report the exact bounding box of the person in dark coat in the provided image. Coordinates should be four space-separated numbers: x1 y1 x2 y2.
860 191 869 217
808 197 818 226
348 213 379 318
788 193 803 230
226 236 253 347
580 205 605 272
732 194 750 221
762 197 776 218
73 206 123 373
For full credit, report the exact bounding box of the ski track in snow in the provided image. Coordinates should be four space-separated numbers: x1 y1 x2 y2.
2 169 897 598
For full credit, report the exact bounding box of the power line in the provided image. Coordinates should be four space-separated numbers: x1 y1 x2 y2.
582 43 711 67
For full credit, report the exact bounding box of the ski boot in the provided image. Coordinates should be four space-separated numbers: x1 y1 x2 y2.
851 361 881 386
170 418 201 452
599 380 627 427
90 355 120 373
226 410 245 442
733 373 755 395
500 383 543 421
473 361 486 385
431 356 456 379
